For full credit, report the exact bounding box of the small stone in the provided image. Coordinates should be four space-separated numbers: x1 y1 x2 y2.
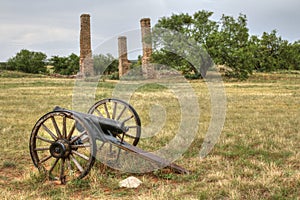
119 176 142 188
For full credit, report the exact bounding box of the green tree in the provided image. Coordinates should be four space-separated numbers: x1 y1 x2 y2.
152 11 256 79
290 41 300 70
252 30 297 72
210 14 254 79
7 49 47 73
0 62 7 70
152 10 216 78
48 53 79 75
192 10 219 47
93 53 118 76
152 10 300 78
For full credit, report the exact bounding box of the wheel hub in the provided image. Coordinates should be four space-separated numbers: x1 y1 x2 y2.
50 140 71 158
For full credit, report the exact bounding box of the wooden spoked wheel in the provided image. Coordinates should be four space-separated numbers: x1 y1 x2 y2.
88 98 141 146
29 111 96 184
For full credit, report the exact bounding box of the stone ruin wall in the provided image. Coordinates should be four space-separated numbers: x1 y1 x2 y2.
80 14 94 76
79 15 155 78
140 18 155 79
118 36 131 77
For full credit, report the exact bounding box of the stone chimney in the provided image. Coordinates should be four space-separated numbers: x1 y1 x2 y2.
140 18 155 78
80 14 94 76
118 36 131 77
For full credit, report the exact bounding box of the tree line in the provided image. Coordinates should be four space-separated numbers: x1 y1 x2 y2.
2 10 299 79
3 49 118 77
152 10 300 79
3 49 79 75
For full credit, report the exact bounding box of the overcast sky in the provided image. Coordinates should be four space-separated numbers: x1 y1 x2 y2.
0 0 299 61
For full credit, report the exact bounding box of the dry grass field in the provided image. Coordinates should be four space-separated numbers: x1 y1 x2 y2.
0 70 299 199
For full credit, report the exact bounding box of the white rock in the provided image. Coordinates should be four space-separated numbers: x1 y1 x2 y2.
119 176 142 188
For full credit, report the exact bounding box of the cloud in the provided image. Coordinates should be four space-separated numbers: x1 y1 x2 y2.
1 24 77 44
0 0 299 61
0 23 79 60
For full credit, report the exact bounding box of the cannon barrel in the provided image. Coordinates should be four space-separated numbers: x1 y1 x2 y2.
53 106 127 137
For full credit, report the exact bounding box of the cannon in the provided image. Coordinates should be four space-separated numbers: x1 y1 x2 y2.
29 98 188 184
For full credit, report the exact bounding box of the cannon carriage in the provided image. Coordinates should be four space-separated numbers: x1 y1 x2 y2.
29 98 188 184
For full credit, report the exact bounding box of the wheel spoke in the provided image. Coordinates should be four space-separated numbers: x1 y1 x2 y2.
71 144 91 149
94 108 104 117
123 133 137 139
122 115 134 124
39 155 52 164
36 135 54 144
67 122 76 140
35 147 50 151
127 125 138 129
62 115 67 138
72 150 90 161
116 106 126 121
98 141 106 150
60 158 65 183
70 154 84 173
80 135 90 143
42 124 57 140
117 133 136 139
49 158 59 175
112 102 117 119
66 157 72 171
70 131 87 144
109 143 113 153
51 116 62 139
104 103 110 118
